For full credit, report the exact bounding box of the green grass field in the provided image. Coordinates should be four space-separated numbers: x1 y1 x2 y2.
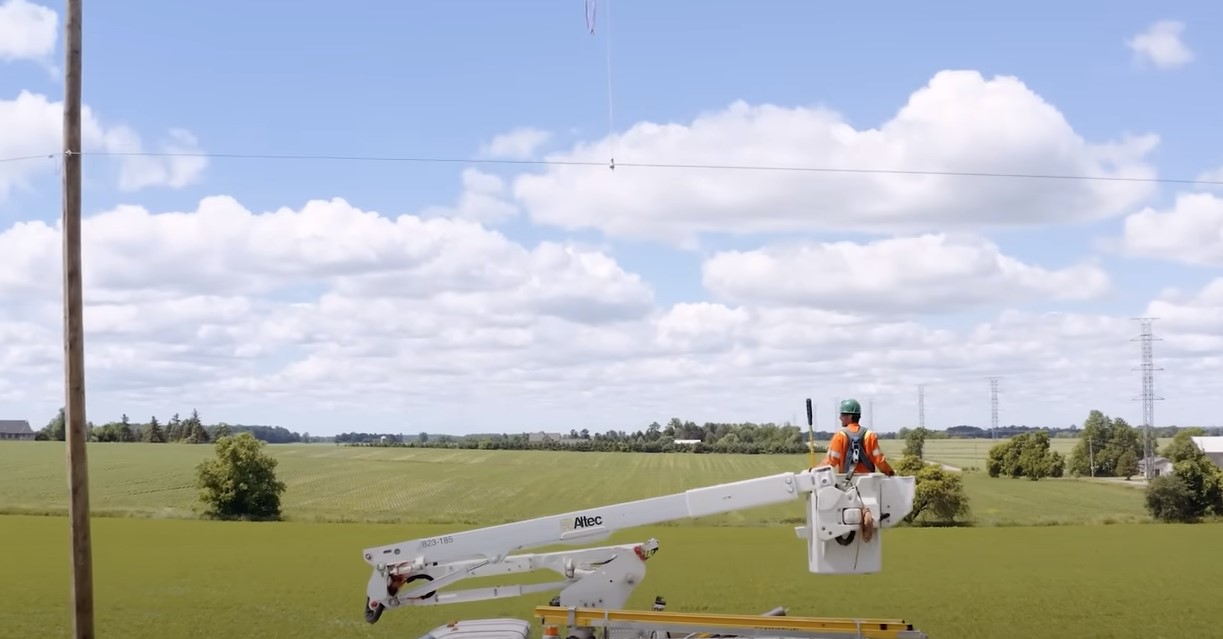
1 515 1218 638
874 436 1175 471
1 440 1215 638
0 441 1153 526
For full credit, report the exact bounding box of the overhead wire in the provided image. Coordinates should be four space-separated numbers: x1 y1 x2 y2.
0 153 56 164
0 150 1220 186
5 7 1220 190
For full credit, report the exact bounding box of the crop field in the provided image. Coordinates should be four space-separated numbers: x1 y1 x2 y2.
1 440 1218 638
0 441 1153 526
874 436 1175 470
1 515 1218 638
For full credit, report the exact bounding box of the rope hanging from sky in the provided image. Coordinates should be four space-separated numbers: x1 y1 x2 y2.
585 0 616 170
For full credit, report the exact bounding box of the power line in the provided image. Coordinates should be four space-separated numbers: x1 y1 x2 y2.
0 154 55 164
1 149 1221 186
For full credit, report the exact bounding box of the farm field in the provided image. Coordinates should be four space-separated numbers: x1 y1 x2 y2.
0 441 1152 526
0 514 1218 639
874 436 1175 471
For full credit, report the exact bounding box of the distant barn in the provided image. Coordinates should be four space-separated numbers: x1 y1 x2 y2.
1191 436 1223 469
0 420 35 441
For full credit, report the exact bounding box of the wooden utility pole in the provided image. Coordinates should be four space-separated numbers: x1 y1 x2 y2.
62 0 94 637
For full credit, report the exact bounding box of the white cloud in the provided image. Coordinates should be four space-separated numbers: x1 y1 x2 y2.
510 70 1159 244
702 234 1110 314
1127 20 1194 70
105 127 208 192
0 194 654 316
1147 280 1223 346
1120 192 1223 265
419 168 520 224
478 126 552 160
0 61 1218 432
0 191 1220 431
1196 165 1223 190
0 0 57 63
0 90 208 203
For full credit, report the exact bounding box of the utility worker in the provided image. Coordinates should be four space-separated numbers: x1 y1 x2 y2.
818 399 895 476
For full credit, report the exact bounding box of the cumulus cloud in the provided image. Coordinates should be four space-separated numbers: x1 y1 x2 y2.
0 91 208 203
1195 165 1223 190
105 127 208 192
0 195 652 314
478 126 552 160
419 168 520 224
0 0 56 63
1 190 1219 430
1120 192 1223 265
511 70 1159 244
0 60 1216 431
1146 280 1223 357
702 234 1110 314
1127 20 1194 70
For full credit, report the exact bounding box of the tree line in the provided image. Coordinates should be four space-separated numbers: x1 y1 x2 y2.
981 409 1222 524
30 403 1221 459
340 419 832 454
34 407 308 445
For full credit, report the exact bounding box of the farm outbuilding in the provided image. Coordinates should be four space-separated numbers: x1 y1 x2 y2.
1190 436 1223 469
1137 456 1173 477
0 420 35 440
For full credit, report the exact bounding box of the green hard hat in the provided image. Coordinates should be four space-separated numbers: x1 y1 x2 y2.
839 399 862 415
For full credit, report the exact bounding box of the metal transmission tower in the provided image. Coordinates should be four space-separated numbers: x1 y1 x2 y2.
1132 318 1164 480
917 385 926 429
988 377 1000 438
868 398 875 429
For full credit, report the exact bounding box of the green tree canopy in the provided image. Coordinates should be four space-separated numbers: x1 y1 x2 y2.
1144 430 1223 523
986 431 1064 480
1067 410 1144 478
902 427 928 459
196 432 287 521
893 454 971 525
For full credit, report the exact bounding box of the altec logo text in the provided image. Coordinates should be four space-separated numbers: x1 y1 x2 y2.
563 514 604 531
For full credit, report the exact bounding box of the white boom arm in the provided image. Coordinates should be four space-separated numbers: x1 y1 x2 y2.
361 466 915 625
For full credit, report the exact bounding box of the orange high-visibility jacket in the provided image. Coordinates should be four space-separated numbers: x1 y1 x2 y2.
819 424 895 475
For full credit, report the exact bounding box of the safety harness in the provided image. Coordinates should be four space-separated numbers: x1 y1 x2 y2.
839 426 876 474
835 424 878 545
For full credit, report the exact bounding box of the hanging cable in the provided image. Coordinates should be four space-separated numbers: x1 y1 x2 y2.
585 0 616 170
0 150 1219 186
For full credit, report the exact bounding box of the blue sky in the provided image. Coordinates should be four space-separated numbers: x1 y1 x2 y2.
1 1 1221 434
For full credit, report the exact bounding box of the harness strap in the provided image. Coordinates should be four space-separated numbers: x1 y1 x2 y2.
839 427 877 474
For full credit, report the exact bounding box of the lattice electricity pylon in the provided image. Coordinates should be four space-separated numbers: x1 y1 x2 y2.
916 384 926 430
987 377 1001 439
1131 318 1164 480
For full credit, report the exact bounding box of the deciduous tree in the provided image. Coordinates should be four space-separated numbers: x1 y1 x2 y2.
1144 430 1223 523
894 454 970 525
1067 410 1142 477
196 432 287 521
902 427 928 459
986 431 1064 480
